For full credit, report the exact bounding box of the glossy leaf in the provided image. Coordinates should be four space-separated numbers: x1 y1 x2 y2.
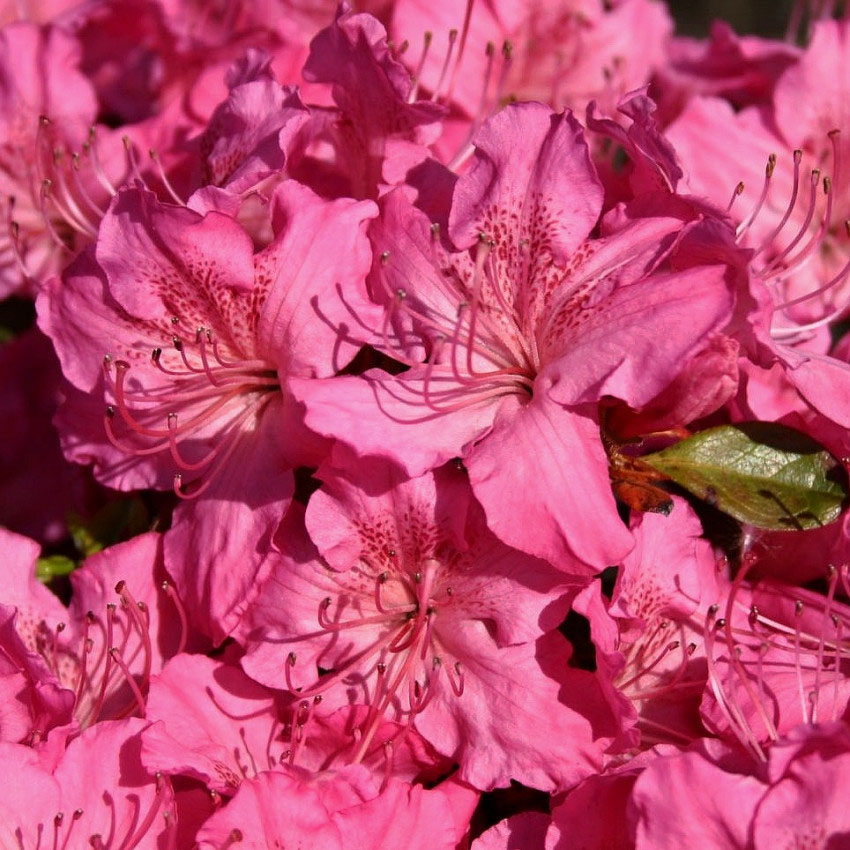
641 422 848 530
36 554 76 582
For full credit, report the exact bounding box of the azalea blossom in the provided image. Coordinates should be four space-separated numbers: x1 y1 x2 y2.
0 20 97 297
292 101 737 567
240 460 621 791
39 179 379 638
0 717 175 849
574 497 725 754
0 528 190 745
6 2 850 846
195 761 478 850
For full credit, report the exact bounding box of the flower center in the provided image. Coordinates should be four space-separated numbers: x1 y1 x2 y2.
704 561 850 763
377 230 538 415
103 320 279 498
731 131 850 341
284 556 462 765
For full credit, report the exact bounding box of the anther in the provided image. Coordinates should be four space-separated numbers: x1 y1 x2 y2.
380 250 390 265
727 181 746 211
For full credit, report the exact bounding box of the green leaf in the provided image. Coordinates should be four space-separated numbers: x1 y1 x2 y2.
641 422 848 531
36 554 76 582
68 497 150 557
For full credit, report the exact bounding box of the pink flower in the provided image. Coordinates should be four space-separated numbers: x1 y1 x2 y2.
653 20 800 124
141 652 447 793
198 54 310 194
0 20 97 296
0 529 191 743
700 564 850 760
385 0 671 124
195 763 477 850
667 21 850 346
293 101 736 567
299 4 445 199
631 724 850 849
574 497 725 753
241 461 621 791
0 717 175 849
39 179 379 639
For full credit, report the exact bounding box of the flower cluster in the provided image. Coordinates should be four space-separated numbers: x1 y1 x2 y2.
4 0 850 846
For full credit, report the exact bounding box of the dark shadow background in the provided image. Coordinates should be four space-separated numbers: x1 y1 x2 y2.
667 0 796 37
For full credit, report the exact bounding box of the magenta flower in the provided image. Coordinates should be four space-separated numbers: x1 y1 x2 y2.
195 762 477 850
0 20 97 296
574 497 724 753
385 0 671 123
0 529 190 745
141 652 448 796
39 179 379 638
632 723 850 849
700 565 850 760
0 717 174 849
293 101 736 567
241 461 620 791
299 5 445 199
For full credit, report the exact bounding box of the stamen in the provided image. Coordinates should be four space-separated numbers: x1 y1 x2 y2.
408 31 433 102
727 181 745 213
87 604 117 725
758 168 821 277
123 772 168 849
103 330 280 498
703 605 766 761
446 0 475 102
431 29 457 101
446 660 464 696
115 581 152 689
793 599 810 724
73 613 94 707
148 149 185 206
161 581 188 655
736 154 776 238
85 126 120 196
723 561 779 742
754 150 803 260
